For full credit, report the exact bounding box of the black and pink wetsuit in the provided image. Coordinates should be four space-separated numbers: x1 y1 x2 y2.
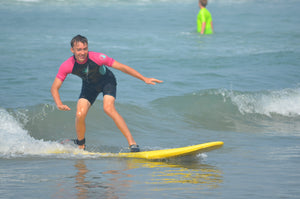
56 51 117 104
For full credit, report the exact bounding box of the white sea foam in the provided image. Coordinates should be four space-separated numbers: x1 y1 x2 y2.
221 88 300 117
0 108 71 157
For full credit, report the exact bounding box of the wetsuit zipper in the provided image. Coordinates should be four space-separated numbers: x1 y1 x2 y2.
86 63 89 82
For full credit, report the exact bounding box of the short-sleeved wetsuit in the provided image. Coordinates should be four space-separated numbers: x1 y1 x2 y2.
56 51 117 104
197 8 213 34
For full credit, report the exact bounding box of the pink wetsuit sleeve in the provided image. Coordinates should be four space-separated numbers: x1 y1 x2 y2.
56 56 75 82
89 51 115 67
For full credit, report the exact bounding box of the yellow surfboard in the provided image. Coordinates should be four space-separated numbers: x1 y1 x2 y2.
48 141 223 160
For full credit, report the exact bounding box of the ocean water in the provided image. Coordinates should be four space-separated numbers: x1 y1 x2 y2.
1 0 300 198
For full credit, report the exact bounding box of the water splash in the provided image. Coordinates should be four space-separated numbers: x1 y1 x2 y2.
0 108 71 158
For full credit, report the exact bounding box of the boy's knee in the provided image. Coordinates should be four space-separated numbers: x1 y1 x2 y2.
103 104 115 116
103 106 111 115
76 110 86 120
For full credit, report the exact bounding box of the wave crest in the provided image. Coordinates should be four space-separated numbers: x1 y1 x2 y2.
226 88 300 117
151 88 300 133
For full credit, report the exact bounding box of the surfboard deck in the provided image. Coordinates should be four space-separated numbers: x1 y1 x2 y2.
48 141 223 160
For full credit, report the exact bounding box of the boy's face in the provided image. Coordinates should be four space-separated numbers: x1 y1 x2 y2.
71 41 88 63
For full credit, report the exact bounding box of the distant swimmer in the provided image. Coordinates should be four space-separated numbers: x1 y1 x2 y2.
197 0 214 34
51 35 163 152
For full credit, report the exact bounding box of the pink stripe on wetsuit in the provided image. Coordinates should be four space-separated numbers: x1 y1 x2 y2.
55 51 117 104
56 51 115 82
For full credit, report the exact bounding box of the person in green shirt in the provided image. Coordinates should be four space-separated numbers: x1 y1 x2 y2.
197 0 214 34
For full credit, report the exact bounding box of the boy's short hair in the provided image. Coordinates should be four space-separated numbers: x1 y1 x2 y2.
71 35 88 47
